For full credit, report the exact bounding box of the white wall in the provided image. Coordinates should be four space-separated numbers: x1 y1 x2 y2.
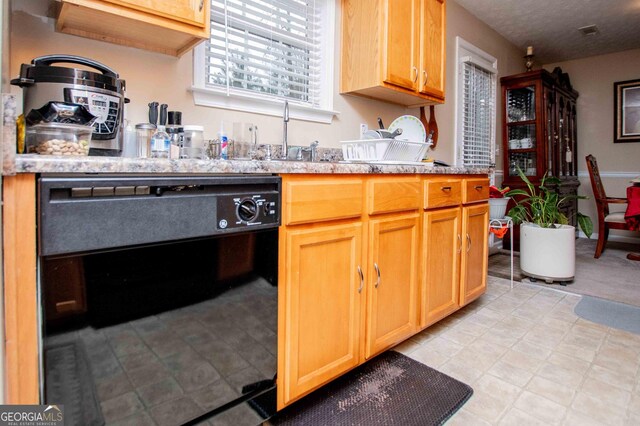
545 49 640 241
10 0 524 166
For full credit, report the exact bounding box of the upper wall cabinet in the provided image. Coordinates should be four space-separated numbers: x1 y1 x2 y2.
56 0 210 57
340 0 446 107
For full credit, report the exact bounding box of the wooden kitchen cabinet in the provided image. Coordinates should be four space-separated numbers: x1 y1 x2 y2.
420 177 489 327
43 257 87 322
278 222 364 408
341 0 446 107
421 207 460 327
460 203 489 306
56 0 210 56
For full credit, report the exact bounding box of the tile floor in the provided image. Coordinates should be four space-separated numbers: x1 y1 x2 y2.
45 278 278 426
395 276 640 426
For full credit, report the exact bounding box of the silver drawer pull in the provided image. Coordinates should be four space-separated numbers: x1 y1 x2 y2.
466 234 472 252
199 0 204 11
374 263 381 288
475 185 483 190
357 266 364 293
457 234 462 253
441 186 452 191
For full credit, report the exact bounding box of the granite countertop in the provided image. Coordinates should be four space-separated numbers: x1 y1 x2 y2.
13 155 490 175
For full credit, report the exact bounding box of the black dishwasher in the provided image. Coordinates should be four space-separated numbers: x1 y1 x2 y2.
38 175 280 426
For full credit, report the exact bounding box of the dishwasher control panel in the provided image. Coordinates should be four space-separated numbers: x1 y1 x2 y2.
217 192 280 229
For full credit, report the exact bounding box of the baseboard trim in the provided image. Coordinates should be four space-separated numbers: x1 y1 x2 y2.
577 232 640 244
577 171 639 179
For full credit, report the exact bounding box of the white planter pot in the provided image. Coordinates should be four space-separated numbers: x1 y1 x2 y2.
519 223 575 282
488 197 510 220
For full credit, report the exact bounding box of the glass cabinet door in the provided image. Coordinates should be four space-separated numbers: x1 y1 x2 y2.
506 86 536 122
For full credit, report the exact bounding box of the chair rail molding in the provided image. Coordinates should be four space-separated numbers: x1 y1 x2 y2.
577 171 638 179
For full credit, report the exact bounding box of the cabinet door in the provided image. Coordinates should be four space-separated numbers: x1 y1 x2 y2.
365 214 419 359
384 0 420 90
104 0 208 27
460 203 489 306
279 223 363 407
419 0 445 99
421 207 460 328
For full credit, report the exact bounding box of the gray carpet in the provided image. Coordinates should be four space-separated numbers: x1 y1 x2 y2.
574 296 640 335
269 351 473 426
488 238 640 307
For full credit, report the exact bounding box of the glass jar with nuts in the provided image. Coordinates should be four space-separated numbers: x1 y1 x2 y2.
26 123 92 156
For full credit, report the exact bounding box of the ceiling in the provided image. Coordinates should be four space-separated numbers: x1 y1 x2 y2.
455 0 640 64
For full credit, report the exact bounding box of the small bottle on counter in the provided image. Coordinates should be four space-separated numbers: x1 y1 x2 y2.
150 125 170 158
166 111 183 159
219 121 229 160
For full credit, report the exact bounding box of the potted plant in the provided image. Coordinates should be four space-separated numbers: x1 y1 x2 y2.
506 167 593 283
489 185 510 220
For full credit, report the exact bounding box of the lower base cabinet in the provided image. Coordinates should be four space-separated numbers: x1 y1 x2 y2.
278 174 488 409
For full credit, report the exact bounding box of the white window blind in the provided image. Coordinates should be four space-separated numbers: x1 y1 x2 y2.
206 0 322 107
460 61 496 167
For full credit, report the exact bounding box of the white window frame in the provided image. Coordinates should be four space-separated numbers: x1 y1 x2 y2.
454 36 498 170
191 0 338 124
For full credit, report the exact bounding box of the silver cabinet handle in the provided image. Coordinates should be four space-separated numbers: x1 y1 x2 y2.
457 234 462 253
374 263 381 288
441 186 452 191
466 234 472 253
475 185 483 190
357 266 364 293
199 0 204 12
412 67 418 83
422 70 428 87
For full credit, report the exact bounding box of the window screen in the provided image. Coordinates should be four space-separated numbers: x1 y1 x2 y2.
205 0 323 107
460 61 496 167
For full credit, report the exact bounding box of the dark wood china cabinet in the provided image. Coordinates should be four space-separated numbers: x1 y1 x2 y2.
501 67 580 248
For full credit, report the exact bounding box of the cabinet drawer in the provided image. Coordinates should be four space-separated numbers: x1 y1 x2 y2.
284 178 364 225
368 177 420 215
424 179 462 209
463 178 490 204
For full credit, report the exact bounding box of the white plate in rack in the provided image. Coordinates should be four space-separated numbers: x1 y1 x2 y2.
388 115 426 143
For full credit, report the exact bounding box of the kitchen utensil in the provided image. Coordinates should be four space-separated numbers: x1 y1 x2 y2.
388 115 426 142
159 104 168 126
377 117 385 129
11 54 128 153
363 128 403 139
148 102 159 126
419 106 429 139
429 105 439 148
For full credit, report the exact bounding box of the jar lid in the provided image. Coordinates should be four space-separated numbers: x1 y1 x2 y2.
183 125 204 132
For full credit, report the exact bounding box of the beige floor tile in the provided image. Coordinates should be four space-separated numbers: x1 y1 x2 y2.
452 319 490 337
407 346 450 368
475 306 508 322
488 360 534 388
474 374 522 404
512 340 553 360
548 352 591 375
593 344 640 376
562 409 607 426
629 394 640 414
411 329 437 345
587 364 636 392
421 336 464 358
449 348 496 372
571 391 626 426
537 363 585 390
445 408 492 426
464 392 512 423
562 332 604 352
499 407 548 426
580 377 632 409
439 327 478 346
607 329 640 353
501 348 545 374
542 316 576 332
522 325 567 349
484 297 523 314
555 341 597 363
572 323 609 341
393 339 421 355
626 411 640 426
438 359 484 385
575 318 611 333
527 376 576 407
513 390 567 424
467 338 510 362
546 307 581 324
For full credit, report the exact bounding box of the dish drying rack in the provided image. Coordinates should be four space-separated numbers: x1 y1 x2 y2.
341 139 431 163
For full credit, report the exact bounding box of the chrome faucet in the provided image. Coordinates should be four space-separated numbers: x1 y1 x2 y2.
282 100 289 159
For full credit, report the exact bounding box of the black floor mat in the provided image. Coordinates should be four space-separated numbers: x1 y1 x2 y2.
45 341 104 426
254 351 473 426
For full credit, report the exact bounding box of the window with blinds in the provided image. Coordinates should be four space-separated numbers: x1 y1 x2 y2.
206 0 323 107
460 62 495 167
455 38 498 169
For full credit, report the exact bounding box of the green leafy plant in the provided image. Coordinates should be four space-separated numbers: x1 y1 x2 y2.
505 166 593 238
